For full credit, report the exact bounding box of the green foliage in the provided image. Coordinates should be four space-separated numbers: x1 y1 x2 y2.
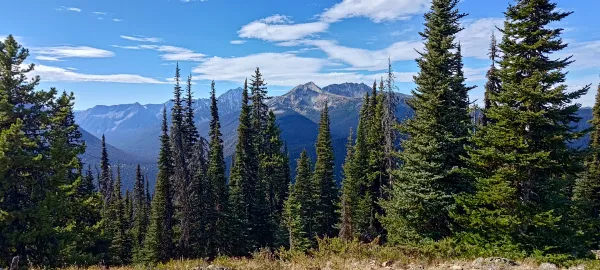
107 166 132 265
284 150 316 251
381 0 472 244
312 103 339 238
132 165 149 262
143 106 174 264
453 0 589 256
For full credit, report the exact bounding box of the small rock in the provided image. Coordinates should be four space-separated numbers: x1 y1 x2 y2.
539 263 558 270
381 260 393 267
450 265 463 270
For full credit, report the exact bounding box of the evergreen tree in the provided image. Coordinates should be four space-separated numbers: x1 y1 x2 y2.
228 79 258 254
481 33 501 126
132 164 149 262
108 166 131 265
284 150 316 251
382 58 399 187
100 134 112 204
250 67 270 149
381 0 472 244
81 165 96 195
205 80 229 256
143 106 175 263
339 129 356 241
453 0 588 254
574 81 600 249
260 110 289 246
184 73 199 151
313 103 339 238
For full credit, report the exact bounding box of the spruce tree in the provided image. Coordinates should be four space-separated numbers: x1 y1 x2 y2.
205 80 229 256
184 73 199 151
143 106 175 263
454 0 588 254
284 150 316 251
382 58 399 187
339 129 357 241
132 164 148 262
228 79 258 254
574 81 600 249
312 103 339 238
81 165 96 195
381 0 472 244
482 33 501 126
108 166 131 265
100 134 112 204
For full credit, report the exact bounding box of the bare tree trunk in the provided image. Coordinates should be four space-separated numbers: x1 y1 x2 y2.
9 256 18 270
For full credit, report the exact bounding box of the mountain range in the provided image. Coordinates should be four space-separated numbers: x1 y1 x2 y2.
75 82 590 190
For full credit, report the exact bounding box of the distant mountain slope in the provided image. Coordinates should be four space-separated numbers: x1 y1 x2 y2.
75 82 414 184
80 127 157 190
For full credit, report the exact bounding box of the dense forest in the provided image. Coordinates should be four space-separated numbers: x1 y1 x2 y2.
1 0 600 268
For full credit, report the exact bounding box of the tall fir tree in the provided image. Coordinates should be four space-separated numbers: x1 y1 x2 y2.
312 103 339 238
573 80 600 249
204 80 229 256
339 129 357 241
108 166 131 265
100 134 112 204
453 0 588 254
250 67 270 149
382 58 399 187
143 106 175 263
228 79 258 254
481 33 501 126
284 150 316 251
132 164 149 262
381 0 472 244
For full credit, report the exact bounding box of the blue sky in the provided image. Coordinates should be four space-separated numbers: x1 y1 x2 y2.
3 0 599 110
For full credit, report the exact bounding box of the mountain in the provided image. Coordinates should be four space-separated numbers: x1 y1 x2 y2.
77 81 590 189
80 128 157 191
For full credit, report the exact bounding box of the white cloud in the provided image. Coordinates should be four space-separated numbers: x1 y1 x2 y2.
34 46 115 60
457 18 504 59
120 35 163 43
238 15 329 42
35 56 62 62
56 6 82 12
30 64 167 84
113 44 206 61
563 40 600 70
230 40 247 45
320 0 429 23
303 39 423 71
93 11 107 15
191 52 415 87
113 19 123 22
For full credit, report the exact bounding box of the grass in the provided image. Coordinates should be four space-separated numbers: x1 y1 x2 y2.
51 238 598 269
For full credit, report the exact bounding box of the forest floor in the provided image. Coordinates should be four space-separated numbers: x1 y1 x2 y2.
56 256 598 270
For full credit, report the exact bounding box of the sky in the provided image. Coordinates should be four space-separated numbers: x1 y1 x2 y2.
2 0 600 110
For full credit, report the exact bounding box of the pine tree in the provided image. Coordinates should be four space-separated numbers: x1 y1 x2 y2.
381 0 472 244
453 0 588 254
382 58 399 187
184 73 199 151
100 134 112 204
260 110 289 246
228 79 258 254
250 67 270 150
339 129 356 241
132 164 148 262
205 80 229 256
81 165 96 195
108 166 131 265
481 33 501 126
284 150 316 251
313 103 339 238
143 106 175 263
574 81 600 249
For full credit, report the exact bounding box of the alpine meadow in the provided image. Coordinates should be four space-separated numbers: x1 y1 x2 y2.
3 0 600 269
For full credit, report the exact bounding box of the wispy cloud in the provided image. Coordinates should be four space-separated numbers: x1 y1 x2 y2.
230 40 246 45
319 0 429 23
457 18 504 59
113 19 123 22
30 64 167 84
112 44 205 61
33 46 115 61
56 6 82 12
120 35 163 43
238 15 329 42
93 11 107 16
